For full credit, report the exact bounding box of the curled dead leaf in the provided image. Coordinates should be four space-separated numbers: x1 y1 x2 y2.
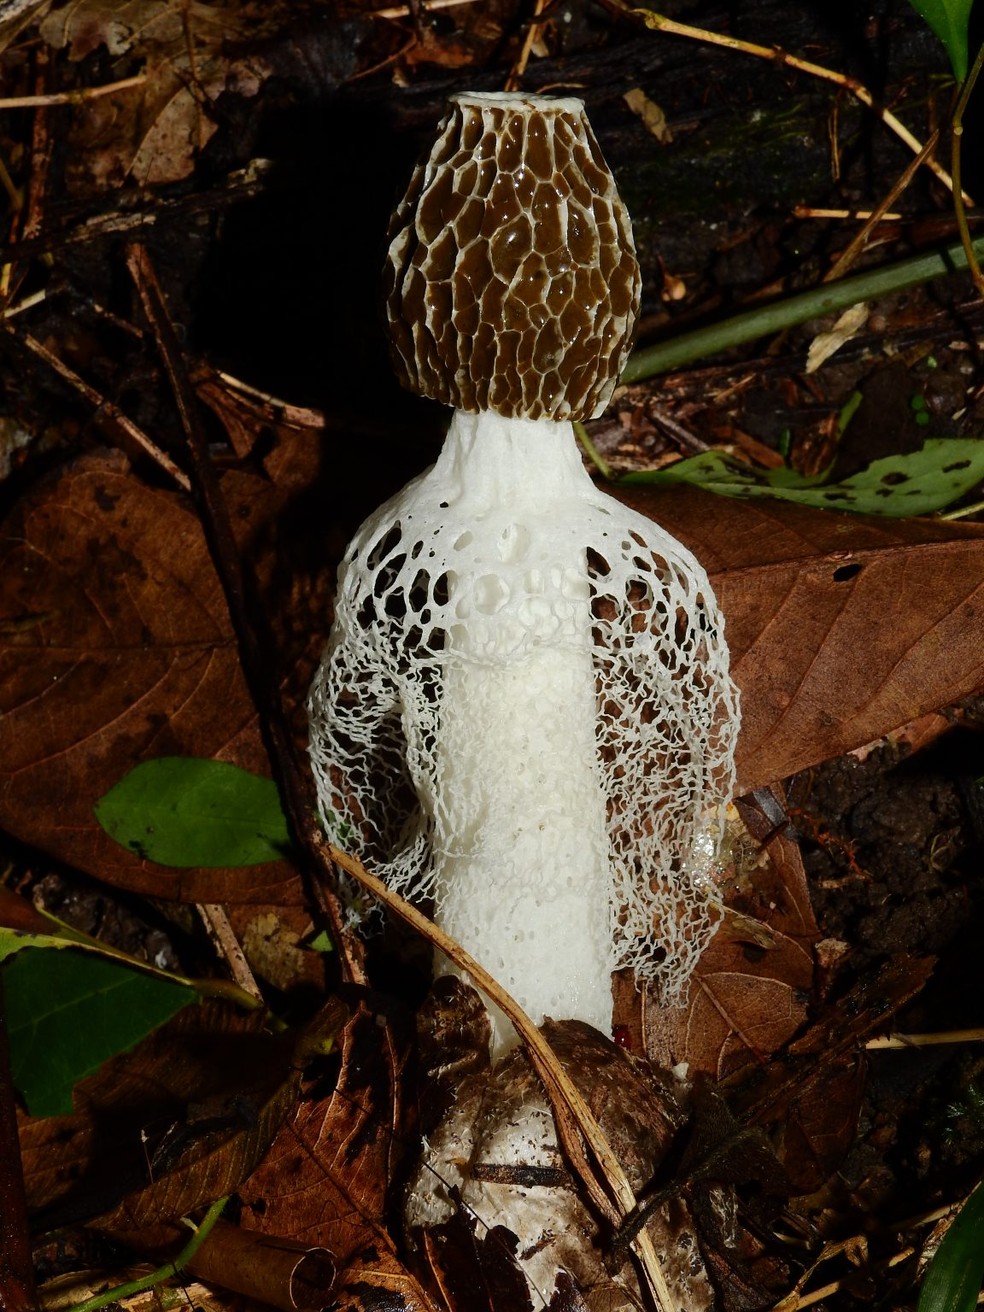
187 1220 336 1312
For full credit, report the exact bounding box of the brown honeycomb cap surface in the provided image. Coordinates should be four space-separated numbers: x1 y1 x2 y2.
384 93 641 422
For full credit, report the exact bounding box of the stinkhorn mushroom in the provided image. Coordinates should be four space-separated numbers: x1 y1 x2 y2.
308 92 739 1051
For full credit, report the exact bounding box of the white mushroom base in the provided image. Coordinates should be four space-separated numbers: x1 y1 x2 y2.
308 409 738 1052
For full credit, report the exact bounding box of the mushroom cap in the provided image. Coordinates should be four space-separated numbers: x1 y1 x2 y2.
383 93 641 422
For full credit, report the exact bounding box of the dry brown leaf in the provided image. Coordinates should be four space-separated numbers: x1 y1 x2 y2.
805 302 869 373
39 0 263 186
239 998 411 1257
726 954 935 1193
0 449 302 904
239 997 435 1309
646 934 813 1081
630 788 817 1078
19 1001 286 1222
617 484 984 792
623 87 673 142
91 1060 301 1241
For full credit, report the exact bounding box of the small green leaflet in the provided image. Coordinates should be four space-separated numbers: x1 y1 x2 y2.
307 929 335 954
621 439 984 517
918 1179 984 1312
3 948 196 1117
906 0 974 81
96 758 291 868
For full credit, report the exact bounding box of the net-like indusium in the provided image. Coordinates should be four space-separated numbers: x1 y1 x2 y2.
309 412 739 1030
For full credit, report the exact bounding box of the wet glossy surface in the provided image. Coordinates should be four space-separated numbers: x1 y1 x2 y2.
384 93 641 421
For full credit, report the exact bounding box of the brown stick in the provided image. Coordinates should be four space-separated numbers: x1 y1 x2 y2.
0 75 145 110
824 126 943 284
0 975 36 1312
1 327 191 492
124 242 361 986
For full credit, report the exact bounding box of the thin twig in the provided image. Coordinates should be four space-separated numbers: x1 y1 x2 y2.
2 42 54 304
0 74 145 110
0 289 45 317
795 207 903 220
867 1028 984 1049
124 243 361 986
326 840 675 1312
951 41 984 296
506 0 549 90
823 126 942 283
370 0 478 16
2 326 192 491
214 369 326 430
614 2 969 201
195 904 263 1003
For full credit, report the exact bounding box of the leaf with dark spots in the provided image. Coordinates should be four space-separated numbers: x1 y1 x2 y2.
616 485 984 792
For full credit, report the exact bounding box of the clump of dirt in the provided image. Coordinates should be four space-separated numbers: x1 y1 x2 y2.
790 735 980 962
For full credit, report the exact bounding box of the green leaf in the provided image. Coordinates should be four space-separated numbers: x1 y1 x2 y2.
906 0 974 80
95 758 291 868
307 929 335 954
3 948 196 1116
621 439 984 517
919 1180 984 1312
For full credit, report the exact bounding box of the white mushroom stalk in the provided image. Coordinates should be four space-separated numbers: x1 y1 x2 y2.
309 93 739 1052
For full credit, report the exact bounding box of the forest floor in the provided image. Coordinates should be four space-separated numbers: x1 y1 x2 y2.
2 2 984 1310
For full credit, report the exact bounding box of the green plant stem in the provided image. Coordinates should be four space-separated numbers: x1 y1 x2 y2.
622 234 984 383
64 1195 228 1312
939 495 984 521
573 419 612 479
951 41 984 298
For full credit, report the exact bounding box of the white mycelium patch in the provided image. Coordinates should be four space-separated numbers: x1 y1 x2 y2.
308 409 738 1048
